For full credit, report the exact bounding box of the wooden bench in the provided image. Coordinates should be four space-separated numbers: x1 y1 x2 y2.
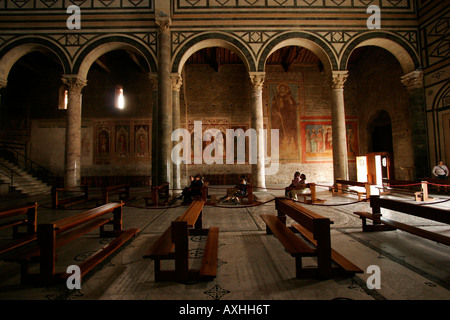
52 185 89 209
425 178 450 194
332 180 371 201
144 183 170 206
143 200 219 283
353 195 450 246
0 203 38 256
260 198 363 279
4 202 139 285
97 184 135 205
377 179 422 201
288 183 325 204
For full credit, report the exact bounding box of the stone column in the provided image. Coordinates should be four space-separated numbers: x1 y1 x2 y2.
149 73 158 186
171 73 183 194
330 71 349 182
156 18 172 186
62 75 86 188
401 70 428 179
249 72 266 190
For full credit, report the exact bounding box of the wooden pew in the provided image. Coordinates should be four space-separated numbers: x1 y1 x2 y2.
332 180 371 201
353 195 450 246
0 203 38 256
425 178 450 194
97 184 135 205
143 200 219 283
144 183 170 206
288 183 325 204
260 198 363 279
378 179 422 200
4 202 139 285
52 185 89 209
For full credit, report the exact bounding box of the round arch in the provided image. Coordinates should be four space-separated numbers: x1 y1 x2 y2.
0 36 70 85
257 31 338 75
171 32 255 74
73 35 157 82
340 31 420 74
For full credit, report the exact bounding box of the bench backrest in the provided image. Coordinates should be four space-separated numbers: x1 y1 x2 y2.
54 202 124 233
275 198 331 236
370 195 450 224
0 203 38 220
178 200 204 228
336 179 367 187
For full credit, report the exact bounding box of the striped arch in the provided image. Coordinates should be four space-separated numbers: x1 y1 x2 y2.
171 32 256 74
73 34 157 82
0 36 71 85
257 31 338 75
340 31 420 74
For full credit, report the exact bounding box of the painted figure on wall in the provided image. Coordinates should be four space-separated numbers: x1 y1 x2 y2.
97 127 110 161
135 125 149 157
269 82 299 160
116 126 129 158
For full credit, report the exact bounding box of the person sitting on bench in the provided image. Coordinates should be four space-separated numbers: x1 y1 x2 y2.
182 174 203 204
218 176 247 204
289 174 308 201
179 176 194 201
285 171 301 197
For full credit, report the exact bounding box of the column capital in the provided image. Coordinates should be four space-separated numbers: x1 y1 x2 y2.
249 72 265 91
62 75 87 93
148 72 158 91
155 17 172 32
401 70 423 90
329 71 349 89
170 73 183 92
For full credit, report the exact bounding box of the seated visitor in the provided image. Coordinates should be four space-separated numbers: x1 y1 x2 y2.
285 171 301 197
182 174 203 204
289 174 309 201
218 175 247 205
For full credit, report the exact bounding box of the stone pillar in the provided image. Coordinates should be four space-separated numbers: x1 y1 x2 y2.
171 73 183 194
156 18 172 186
249 72 266 190
401 70 428 179
62 75 86 188
330 71 349 182
149 73 158 186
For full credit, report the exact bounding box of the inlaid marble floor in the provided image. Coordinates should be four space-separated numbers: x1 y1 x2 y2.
0 185 449 302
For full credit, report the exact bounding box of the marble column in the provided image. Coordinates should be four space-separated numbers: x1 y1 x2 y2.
62 75 86 188
156 18 172 186
149 73 159 186
401 70 428 179
249 72 266 190
171 73 183 194
330 71 349 182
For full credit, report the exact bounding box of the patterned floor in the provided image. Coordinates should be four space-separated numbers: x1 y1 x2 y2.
0 185 449 302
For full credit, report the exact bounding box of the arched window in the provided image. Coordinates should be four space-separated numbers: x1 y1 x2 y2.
115 85 125 109
58 85 68 110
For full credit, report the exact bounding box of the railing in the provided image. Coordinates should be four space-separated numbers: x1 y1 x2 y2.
0 162 22 192
0 141 55 186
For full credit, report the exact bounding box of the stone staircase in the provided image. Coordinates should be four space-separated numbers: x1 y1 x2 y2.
0 157 52 197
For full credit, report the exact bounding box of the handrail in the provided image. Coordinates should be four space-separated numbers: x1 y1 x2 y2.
0 143 54 185
0 162 22 192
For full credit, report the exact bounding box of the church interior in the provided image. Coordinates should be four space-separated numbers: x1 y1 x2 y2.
0 0 448 307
